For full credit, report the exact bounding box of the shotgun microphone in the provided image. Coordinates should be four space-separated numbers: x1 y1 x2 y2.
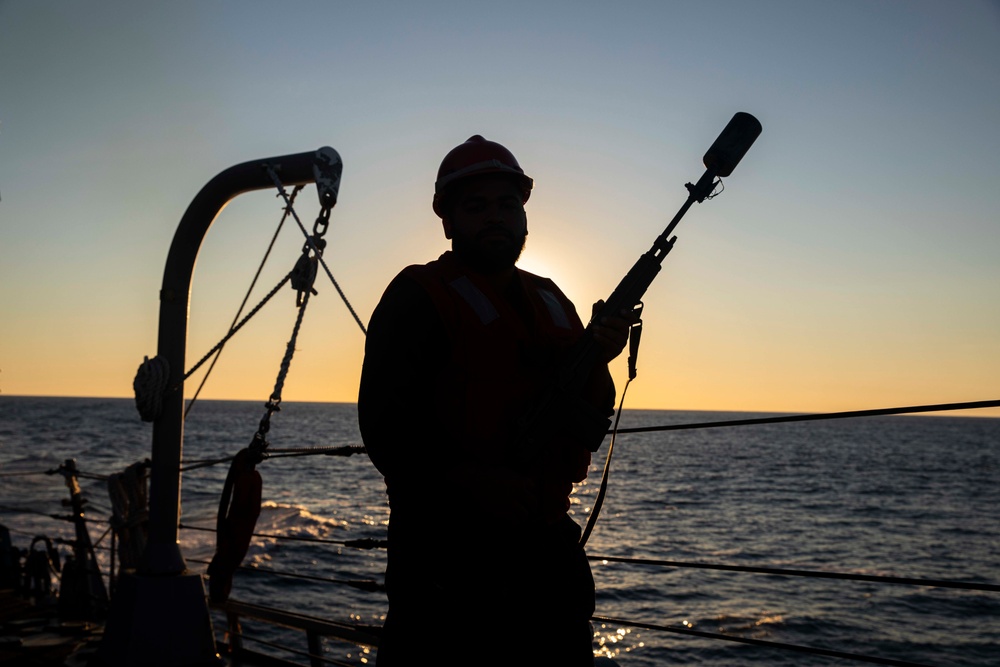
703 112 762 178
513 111 763 460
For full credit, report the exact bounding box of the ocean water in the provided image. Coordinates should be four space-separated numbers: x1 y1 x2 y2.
1 395 997 666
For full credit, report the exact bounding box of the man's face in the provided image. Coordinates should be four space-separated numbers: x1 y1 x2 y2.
446 176 528 274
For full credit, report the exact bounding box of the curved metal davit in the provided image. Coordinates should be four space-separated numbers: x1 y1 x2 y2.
98 147 343 667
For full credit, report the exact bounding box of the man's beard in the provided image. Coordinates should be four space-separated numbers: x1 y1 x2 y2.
452 227 527 274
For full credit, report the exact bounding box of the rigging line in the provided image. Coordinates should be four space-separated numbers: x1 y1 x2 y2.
1 525 51 538
0 504 61 517
580 377 632 548
180 512 994 591
185 185 304 419
588 555 1000 592
51 515 112 526
179 456 235 472
581 302 644 547
69 471 109 481
43 465 108 481
181 274 293 383
178 445 364 470
82 503 112 515
266 167 368 336
265 446 366 459
91 524 113 549
612 399 1000 435
315 249 368 335
187 557 383 593
179 523 386 550
592 615 934 667
266 445 365 454
268 283 311 405
220 631 358 667
0 470 51 477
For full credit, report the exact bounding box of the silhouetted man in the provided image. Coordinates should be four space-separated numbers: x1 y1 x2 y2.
359 135 632 666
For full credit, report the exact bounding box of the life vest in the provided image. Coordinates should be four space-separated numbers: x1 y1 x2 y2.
402 252 598 498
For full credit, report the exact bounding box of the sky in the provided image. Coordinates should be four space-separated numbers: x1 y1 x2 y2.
1 0 998 417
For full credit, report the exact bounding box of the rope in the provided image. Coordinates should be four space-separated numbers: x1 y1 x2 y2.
266 166 368 336
0 504 62 517
72 471 110 482
591 614 934 667
133 355 170 422
188 557 383 593
90 525 114 549
220 628 358 667
234 284 316 465
179 523 386 550
136 167 363 423
580 378 631 548
586 554 1000 593
132 274 294 424
1 524 49 538
266 445 366 459
269 287 310 404
315 253 368 336
41 465 109 482
179 521 997 591
179 456 235 472
178 445 364 471
612 399 1000 435
185 186 304 418
581 309 642 547
183 274 293 384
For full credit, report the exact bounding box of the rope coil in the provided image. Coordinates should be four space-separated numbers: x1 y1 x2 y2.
133 355 170 422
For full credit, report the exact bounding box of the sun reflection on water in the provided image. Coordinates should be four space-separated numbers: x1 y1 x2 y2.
594 623 642 660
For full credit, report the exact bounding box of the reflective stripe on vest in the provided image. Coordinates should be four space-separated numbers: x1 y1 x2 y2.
537 289 572 330
447 276 499 325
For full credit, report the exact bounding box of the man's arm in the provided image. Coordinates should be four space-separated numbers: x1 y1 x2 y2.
358 274 448 479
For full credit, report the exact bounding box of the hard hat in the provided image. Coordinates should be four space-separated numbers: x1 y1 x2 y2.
432 135 533 217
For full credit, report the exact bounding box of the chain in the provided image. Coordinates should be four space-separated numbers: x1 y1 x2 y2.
265 162 368 335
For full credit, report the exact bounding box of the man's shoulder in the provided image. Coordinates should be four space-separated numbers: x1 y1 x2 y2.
517 267 564 297
399 261 436 280
377 252 460 315
399 252 463 288
369 267 441 330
